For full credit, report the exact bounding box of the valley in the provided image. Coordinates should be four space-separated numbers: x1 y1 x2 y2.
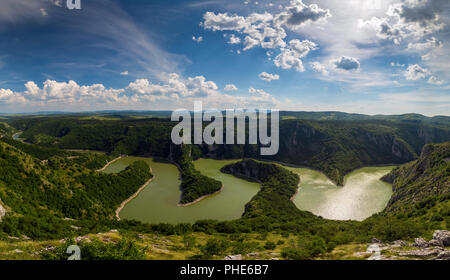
107 157 395 223
0 112 448 260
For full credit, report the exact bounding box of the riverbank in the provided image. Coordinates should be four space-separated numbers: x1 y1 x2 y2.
177 184 224 207
96 156 127 172
115 172 153 221
12 132 24 143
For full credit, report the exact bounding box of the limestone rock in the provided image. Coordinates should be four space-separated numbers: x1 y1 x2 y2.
413 238 428 248
434 250 450 260
391 240 408 247
399 248 443 258
246 252 259 257
432 230 450 247
427 239 441 247
371 238 383 244
224 254 243 260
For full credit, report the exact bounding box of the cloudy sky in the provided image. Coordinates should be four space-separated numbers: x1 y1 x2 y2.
0 0 449 115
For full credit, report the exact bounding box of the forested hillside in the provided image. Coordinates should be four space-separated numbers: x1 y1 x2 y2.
0 140 152 239
7 113 450 185
382 142 450 214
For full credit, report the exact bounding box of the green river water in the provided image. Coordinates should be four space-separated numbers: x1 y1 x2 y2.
103 157 260 224
104 157 394 223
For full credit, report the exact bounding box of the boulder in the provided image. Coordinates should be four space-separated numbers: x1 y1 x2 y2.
413 238 428 248
391 240 408 247
367 244 381 254
399 248 443 258
224 254 243 260
434 250 450 260
371 238 383 244
427 239 441 247
432 230 450 247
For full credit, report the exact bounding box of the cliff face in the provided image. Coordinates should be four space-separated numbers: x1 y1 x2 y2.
382 142 450 212
11 116 450 187
209 120 427 185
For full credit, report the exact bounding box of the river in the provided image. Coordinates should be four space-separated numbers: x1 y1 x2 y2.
285 165 394 221
104 157 394 223
103 157 260 224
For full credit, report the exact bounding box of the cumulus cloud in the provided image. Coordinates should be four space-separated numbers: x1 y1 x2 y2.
40 8 48 17
273 39 318 72
274 49 305 72
309 61 328 75
0 75 282 111
404 64 430 80
259 72 279 82
120 70 129 76
408 36 442 51
427 75 444 85
224 84 238 91
201 1 326 70
391 62 405 67
358 17 403 44
226 34 241 44
332 56 360 71
192 36 203 43
274 0 332 30
360 0 448 45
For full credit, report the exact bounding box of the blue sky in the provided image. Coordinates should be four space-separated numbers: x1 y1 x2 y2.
0 0 449 115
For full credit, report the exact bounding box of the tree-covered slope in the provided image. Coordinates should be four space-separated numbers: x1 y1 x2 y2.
170 144 222 204
9 115 450 185
382 141 450 213
0 140 152 239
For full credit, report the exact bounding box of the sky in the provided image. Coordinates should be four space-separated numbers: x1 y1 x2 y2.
0 0 449 116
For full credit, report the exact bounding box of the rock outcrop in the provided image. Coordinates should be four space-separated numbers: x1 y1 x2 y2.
412 231 450 248
433 230 450 247
0 199 6 221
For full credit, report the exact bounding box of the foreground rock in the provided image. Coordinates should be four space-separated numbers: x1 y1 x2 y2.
364 231 450 260
0 199 6 221
224 255 243 260
435 251 450 260
399 248 444 258
433 230 450 247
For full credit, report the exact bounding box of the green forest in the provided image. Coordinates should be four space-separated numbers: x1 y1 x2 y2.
0 113 448 259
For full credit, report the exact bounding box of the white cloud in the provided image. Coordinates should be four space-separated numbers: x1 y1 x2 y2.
273 39 318 72
227 34 241 44
224 84 238 91
0 75 283 111
201 1 326 70
120 71 129 76
358 17 403 44
40 8 48 17
309 61 328 75
274 0 332 30
192 36 203 43
408 36 442 51
332 56 360 71
390 62 405 67
259 72 280 82
428 76 444 85
404 64 430 80
274 49 305 72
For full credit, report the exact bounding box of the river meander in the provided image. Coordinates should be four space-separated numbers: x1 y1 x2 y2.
104 157 394 223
